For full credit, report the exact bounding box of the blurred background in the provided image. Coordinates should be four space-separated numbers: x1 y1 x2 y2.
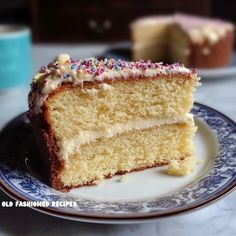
1 1 236 235
0 0 235 129
0 0 235 43
0 0 235 76
0 0 236 76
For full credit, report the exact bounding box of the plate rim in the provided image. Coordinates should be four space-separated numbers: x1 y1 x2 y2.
0 102 236 223
1 175 236 224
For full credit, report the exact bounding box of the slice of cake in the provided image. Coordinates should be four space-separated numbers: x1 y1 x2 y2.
131 14 234 68
28 54 200 191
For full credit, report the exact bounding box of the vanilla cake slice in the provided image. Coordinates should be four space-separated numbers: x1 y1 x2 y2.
28 54 200 191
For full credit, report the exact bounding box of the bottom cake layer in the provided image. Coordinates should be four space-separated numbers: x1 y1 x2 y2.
57 117 196 190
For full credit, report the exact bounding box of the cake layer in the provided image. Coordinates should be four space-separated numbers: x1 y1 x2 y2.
59 117 196 188
58 115 192 160
168 24 190 65
131 16 170 61
131 16 171 42
46 78 196 142
133 42 168 61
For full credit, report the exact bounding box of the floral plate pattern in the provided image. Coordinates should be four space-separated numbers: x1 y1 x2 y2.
0 102 236 223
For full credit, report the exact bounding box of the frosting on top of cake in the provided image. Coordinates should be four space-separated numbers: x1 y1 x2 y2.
132 13 234 45
131 15 172 26
29 54 199 114
33 53 194 82
174 14 234 44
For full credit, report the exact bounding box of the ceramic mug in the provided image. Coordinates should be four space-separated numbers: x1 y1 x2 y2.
0 25 31 90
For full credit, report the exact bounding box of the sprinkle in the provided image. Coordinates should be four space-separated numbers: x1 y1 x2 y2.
114 64 120 70
34 54 193 85
71 64 76 70
63 74 71 79
39 66 47 73
120 174 129 182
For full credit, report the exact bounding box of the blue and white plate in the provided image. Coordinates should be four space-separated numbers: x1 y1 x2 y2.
102 42 236 80
0 103 236 224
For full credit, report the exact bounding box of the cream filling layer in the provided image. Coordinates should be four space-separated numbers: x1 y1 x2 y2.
58 114 193 161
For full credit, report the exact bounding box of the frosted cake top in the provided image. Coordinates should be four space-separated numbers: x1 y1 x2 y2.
29 54 199 115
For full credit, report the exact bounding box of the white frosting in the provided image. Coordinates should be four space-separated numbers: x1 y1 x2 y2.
202 28 219 44
99 83 113 91
58 53 70 66
82 87 98 96
202 47 210 55
36 78 62 114
131 16 172 27
58 114 193 161
42 78 61 94
188 26 231 45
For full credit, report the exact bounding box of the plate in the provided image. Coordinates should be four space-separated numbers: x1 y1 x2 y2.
0 103 236 223
102 42 236 80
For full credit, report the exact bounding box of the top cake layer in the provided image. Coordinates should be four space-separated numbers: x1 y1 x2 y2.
29 54 199 115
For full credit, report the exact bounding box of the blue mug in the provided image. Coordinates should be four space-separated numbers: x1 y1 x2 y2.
0 25 31 90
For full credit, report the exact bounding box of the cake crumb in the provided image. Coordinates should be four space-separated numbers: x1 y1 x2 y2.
93 178 103 186
99 83 114 91
120 174 129 182
167 156 198 176
82 88 98 96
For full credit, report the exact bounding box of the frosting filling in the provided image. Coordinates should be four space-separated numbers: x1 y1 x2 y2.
58 114 193 161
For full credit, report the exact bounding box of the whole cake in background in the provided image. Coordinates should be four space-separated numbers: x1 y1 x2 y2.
131 14 234 68
28 54 200 191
